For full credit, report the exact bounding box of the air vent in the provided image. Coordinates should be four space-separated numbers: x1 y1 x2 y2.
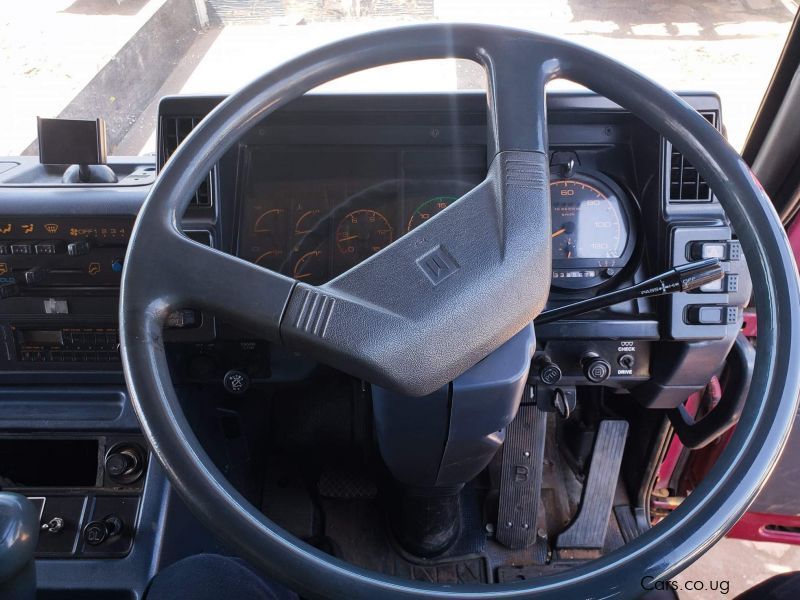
667 112 716 202
158 115 213 209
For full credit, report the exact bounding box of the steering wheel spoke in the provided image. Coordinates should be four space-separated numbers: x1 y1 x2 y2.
480 38 558 156
125 226 295 341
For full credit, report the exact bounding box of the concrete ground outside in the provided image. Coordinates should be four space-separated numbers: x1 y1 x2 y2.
5 0 797 154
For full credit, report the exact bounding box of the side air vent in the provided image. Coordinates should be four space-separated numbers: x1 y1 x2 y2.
158 115 213 209
667 111 717 202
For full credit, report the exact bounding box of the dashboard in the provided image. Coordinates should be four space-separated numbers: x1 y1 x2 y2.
0 91 751 408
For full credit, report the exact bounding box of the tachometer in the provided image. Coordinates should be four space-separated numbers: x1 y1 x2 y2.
550 174 633 289
407 196 456 232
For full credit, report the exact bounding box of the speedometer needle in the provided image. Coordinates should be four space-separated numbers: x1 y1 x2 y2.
552 227 566 238
338 234 358 242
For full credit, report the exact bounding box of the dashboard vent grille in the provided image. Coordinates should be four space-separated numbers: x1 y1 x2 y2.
158 115 213 209
668 111 716 202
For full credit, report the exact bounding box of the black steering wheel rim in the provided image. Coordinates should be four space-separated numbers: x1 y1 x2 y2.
120 23 800 599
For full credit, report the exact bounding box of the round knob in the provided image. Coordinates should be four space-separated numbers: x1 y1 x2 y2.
106 453 133 478
581 353 611 383
105 445 144 484
84 515 123 546
223 369 251 394
538 358 562 385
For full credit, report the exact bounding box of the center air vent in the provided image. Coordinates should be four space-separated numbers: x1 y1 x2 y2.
667 112 716 202
158 115 213 209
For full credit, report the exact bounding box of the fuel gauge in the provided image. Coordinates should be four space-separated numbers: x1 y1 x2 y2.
292 247 327 284
251 207 288 271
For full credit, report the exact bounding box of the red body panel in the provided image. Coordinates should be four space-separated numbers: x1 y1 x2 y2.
729 512 800 544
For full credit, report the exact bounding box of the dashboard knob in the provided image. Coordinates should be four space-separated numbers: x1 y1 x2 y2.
84 515 123 546
537 356 562 385
104 445 144 484
223 369 250 394
581 353 611 383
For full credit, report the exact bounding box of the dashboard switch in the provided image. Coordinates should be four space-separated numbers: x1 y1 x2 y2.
24 268 45 285
581 353 611 383
687 305 725 325
67 240 90 256
699 276 724 292
618 354 635 369
35 241 63 255
689 241 727 261
10 243 33 255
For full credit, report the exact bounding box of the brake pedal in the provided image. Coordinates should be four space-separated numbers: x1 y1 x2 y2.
496 402 548 550
556 420 629 554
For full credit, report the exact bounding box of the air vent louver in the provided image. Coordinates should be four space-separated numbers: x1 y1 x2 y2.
668 112 716 202
158 115 213 209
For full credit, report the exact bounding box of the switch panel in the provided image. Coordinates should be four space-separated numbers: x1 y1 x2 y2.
669 226 752 340
0 216 133 292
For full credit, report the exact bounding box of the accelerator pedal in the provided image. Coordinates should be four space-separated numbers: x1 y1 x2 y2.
496 401 548 550
557 420 629 555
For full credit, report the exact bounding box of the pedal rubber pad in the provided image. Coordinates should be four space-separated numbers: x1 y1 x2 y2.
496 404 548 549
557 420 629 550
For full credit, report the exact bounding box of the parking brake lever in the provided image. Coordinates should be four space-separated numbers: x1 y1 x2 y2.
535 259 724 325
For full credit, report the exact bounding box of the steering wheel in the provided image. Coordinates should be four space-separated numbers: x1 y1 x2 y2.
120 24 800 599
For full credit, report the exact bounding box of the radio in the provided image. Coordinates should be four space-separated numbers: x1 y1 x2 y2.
0 216 133 294
10 326 121 364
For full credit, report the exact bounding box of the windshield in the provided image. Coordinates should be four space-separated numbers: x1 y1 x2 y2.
4 1 797 156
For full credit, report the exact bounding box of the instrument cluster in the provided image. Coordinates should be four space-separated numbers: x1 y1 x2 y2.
236 145 485 285
237 145 638 290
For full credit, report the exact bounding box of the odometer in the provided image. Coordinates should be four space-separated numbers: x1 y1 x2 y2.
550 174 632 289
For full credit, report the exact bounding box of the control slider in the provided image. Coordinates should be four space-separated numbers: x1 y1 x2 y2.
535 259 723 325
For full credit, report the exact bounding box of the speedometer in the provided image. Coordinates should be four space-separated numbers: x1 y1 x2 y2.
550 173 633 289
